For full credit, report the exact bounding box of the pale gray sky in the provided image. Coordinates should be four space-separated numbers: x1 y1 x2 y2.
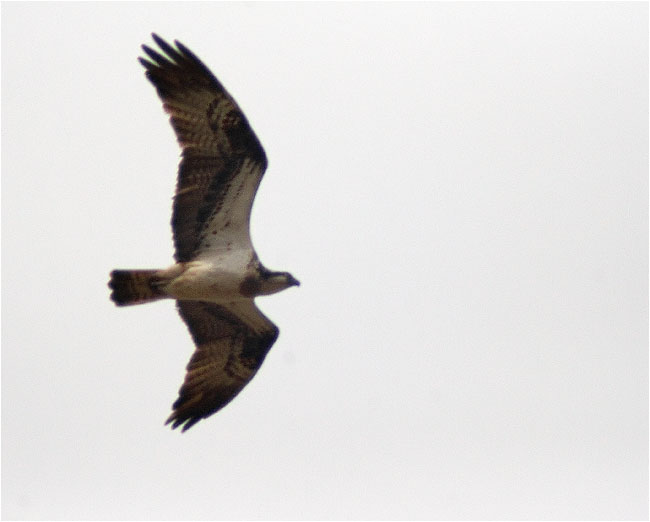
2 2 648 520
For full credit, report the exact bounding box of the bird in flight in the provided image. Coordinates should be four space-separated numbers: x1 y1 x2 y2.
109 34 299 432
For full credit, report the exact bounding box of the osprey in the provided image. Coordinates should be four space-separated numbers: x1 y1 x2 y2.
109 34 299 431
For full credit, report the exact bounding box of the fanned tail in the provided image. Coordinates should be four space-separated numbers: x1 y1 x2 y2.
108 269 167 306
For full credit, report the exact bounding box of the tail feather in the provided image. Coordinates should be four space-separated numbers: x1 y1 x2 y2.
109 269 167 306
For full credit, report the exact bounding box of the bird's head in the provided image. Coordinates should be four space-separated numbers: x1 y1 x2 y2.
258 269 300 296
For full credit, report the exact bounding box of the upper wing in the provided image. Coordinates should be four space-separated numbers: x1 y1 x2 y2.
169 299 279 431
139 34 268 262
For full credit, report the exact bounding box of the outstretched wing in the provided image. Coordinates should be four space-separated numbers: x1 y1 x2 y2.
169 300 279 431
139 34 268 262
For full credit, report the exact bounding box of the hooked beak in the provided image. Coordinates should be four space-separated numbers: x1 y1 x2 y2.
289 275 301 287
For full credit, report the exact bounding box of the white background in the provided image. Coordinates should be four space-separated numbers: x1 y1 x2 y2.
2 2 647 519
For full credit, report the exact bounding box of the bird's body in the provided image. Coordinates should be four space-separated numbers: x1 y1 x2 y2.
165 259 250 302
108 34 298 431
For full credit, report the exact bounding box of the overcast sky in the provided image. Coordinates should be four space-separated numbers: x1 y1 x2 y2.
2 2 647 520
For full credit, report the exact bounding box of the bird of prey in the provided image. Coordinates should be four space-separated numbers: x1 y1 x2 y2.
108 34 299 432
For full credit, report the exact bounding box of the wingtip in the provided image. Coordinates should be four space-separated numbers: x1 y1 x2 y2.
137 55 152 69
165 414 198 433
173 39 192 58
165 410 194 432
151 32 165 47
144 33 163 56
165 414 180 431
